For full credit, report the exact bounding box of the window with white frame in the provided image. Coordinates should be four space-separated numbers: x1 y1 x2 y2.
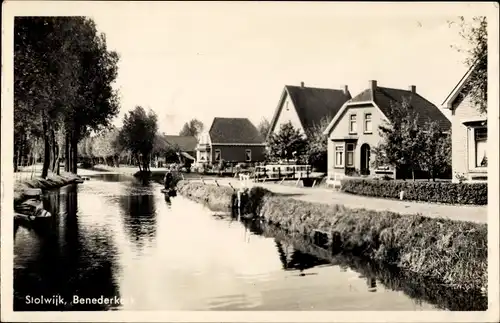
245 149 252 162
364 113 373 133
214 149 221 162
474 127 487 167
335 144 344 167
349 114 357 133
346 143 355 167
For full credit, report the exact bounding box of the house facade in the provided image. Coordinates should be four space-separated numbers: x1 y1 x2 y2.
267 82 352 140
442 65 487 182
196 117 266 165
323 80 451 178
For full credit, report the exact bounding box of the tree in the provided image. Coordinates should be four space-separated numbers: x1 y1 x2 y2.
449 16 487 114
179 118 204 138
267 121 307 162
14 17 120 177
257 118 271 140
419 123 452 181
371 99 425 180
305 117 331 172
118 106 158 172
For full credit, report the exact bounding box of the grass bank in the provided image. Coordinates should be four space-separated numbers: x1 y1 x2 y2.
14 173 83 206
176 180 272 213
177 180 235 211
177 181 487 292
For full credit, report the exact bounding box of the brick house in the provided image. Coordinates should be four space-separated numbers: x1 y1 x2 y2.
442 64 487 182
267 82 352 140
196 117 266 165
323 80 451 178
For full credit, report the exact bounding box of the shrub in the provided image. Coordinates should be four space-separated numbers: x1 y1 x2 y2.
243 186 273 215
340 178 487 205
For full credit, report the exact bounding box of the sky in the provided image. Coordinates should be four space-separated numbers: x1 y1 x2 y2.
90 3 473 135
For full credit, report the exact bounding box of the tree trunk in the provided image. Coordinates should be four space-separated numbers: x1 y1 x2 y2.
41 118 50 179
54 136 60 175
51 129 57 173
137 154 142 172
30 152 36 179
15 143 21 172
68 134 73 172
65 131 70 172
411 169 415 181
70 130 78 174
72 138 78 174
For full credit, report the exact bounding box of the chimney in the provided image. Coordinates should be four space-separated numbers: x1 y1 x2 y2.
408 85 416 93
300 81 305 88
342 85 349 95
369 80 377 90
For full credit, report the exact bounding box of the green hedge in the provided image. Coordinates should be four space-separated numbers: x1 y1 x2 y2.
340 179 487 205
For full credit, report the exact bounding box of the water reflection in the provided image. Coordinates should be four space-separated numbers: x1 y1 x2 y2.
253 219 487 311
274 241 330 275
118 185 157 250
14 185 120 311
367 277 377 293
164 194 172 207
13 175 487 311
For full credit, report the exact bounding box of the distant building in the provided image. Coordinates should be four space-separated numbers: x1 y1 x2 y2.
196 117 266 165
442 64 487 182
267 82 352 140
323 80 450 177
163 135 197 162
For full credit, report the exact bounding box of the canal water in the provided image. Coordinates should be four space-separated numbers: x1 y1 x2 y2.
13 174 484 311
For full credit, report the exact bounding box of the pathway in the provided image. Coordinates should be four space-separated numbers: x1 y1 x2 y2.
197 177 488 224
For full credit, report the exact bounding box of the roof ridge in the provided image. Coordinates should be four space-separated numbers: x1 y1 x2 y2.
212 117 250 120
285 84 345 92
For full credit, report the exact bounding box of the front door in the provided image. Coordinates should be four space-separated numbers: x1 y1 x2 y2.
360 144 371 175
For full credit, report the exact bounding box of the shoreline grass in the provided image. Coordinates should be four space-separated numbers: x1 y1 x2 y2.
177 181 487 292
255 221 487 311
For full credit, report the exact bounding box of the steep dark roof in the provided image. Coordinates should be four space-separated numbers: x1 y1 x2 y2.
350 87 451 131
164 135 197 152
284 85 352 130
209 117 265 144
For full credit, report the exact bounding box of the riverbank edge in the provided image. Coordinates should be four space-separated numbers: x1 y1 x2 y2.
255 221 487 311
14 173 83 206
176 180 487 292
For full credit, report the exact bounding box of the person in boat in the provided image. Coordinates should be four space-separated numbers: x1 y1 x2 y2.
164 168 174 190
